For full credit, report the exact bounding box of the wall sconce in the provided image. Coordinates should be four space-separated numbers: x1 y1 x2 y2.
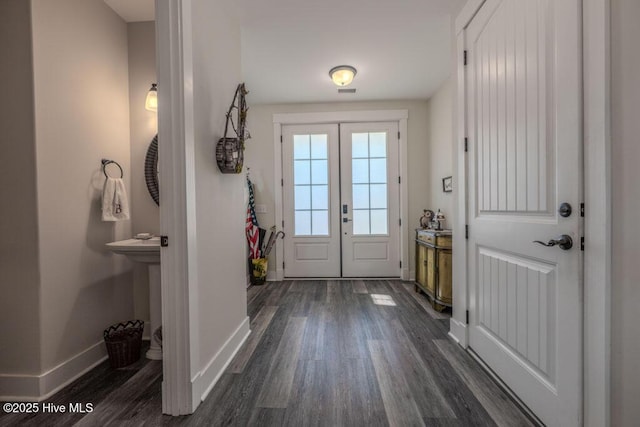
145 83 158 112
329 65 357 87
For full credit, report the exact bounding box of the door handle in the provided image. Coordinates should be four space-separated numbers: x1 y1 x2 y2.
343 218 353 223
533 235 573 250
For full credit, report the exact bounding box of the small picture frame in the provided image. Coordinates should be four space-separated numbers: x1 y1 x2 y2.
442 176 453 193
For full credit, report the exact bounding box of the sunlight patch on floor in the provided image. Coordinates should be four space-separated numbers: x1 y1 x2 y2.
371 294 396 306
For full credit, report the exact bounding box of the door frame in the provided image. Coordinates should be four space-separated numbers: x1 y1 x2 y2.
156 0 201 416
273 110 409 281
451 1 611 426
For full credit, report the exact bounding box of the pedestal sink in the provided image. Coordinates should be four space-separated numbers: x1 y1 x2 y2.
106 237 162 360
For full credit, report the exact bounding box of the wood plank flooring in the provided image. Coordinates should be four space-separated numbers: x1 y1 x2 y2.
0 280 534 426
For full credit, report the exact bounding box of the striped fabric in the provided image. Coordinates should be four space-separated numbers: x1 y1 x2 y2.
246 177 261 259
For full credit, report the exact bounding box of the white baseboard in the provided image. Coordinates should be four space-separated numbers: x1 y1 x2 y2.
408 269 415 282
193 316 250 402
267 271 277 281
0 341 107 402
449 317 468 348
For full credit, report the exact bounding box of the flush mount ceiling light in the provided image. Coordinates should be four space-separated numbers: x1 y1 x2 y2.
329 65 357 87
145 83 158 112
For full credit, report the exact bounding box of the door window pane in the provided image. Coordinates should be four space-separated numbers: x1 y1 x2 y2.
294 135 310 159
294 160 311 185
352 133 369 158
369 159 387 183
311 185 328 210
350 131 389 235
353 210 370 235
295 186 311 210
312 211 329 235
292 133 330 237
370 184 387 209
295 211 311 235
352 184 370 209
369 133 387 157
310 135 327 159
370 209 388 234
311 160 328 184
352 159 369 184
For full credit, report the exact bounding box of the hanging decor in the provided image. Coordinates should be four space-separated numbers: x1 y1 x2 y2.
216 83 250 173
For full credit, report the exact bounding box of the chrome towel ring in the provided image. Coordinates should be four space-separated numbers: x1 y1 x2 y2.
101 159 124 179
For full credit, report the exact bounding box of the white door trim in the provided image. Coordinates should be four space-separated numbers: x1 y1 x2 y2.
452 0 611 426
155 0 200 415
582 0 611 425
273 110 409 281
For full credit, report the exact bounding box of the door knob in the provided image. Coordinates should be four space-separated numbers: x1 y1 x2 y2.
533 235 573 250
558 202 572 218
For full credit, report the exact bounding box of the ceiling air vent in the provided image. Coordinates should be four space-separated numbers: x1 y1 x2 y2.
338 88 357 94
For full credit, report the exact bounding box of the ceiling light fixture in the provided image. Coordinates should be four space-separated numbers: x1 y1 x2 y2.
145 83 158 112
329 65 357 87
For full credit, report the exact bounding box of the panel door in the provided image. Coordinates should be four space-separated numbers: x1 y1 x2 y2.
340 122 400 277
282 124 340 277
466 0 582 425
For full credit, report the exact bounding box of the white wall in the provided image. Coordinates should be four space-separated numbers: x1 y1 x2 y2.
189 0 248 398
31 0 133 379
127 21 158 329
610 0 640 424
425 77 455 223
244 100 430 278
0 0 42 379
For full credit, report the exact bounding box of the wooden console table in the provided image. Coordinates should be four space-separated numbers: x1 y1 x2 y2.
415 229 452 311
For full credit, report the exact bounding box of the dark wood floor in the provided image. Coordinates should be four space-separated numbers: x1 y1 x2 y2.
1 280 533 427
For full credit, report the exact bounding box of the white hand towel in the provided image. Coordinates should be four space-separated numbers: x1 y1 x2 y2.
102 177 130 221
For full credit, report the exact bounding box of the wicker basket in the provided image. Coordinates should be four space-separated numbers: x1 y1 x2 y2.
103 320 144 368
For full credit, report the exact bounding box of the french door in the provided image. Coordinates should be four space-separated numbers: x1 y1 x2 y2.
282 122 400 278
465 0 582 425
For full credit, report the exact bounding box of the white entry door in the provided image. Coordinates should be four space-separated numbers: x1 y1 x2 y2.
465 0 582 425
282 124 341 277
340 122 400 277
282 122 400 278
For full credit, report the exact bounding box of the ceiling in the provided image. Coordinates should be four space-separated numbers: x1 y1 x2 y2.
104 0 155 22
104 0 465 104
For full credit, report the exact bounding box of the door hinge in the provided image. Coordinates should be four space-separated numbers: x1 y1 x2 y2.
400 261 402 268
463 50 468 66
160 235 169 247
398 176 401 184
580 203 585 217
399 218 402 227
281 178 284 187
283 261 285 269
397 131 401 140
280 135 283 143
465 225 469 239
282 220 284 227
464 137 468 152
466 310 470 324
581 237 585 251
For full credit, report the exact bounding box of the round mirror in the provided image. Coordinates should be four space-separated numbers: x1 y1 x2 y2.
145 134 159 205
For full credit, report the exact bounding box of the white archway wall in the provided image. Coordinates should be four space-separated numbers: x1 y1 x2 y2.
156 0 250 414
